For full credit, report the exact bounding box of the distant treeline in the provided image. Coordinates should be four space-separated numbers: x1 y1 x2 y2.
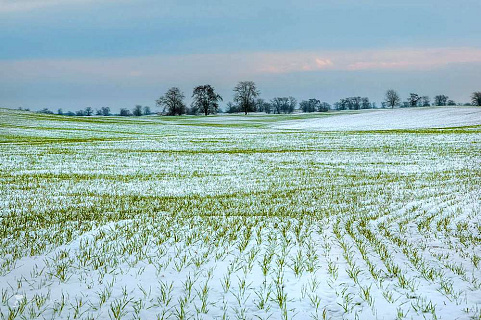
33 106 152 117
31 82 481 116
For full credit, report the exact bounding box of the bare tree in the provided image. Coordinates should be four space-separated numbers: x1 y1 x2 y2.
101 107 111 116
300 99 319 113
335 99 347 110
119 108 131 116
350 97 362 110
85 107 93 116
133 105 143 116
255 98 272 113
385 90 400 109
300 99 331 112
335 97 368 110
233 81 260 115
408 93 421 107
156 87 186 116
287 96 297 113
319 102 331 112
192 85 223 116
434 95 449 106
471 92 481 106
421 96 430 107
270 97 296 114
270 97 283 114
361 97 371 109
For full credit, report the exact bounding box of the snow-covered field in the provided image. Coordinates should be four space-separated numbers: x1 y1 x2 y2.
276 107 481 131
1 107 481 320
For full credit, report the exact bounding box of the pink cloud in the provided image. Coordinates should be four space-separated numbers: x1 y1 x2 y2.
256 54 334 73
2 47 481 85
315 58 333 67
246 48 481 74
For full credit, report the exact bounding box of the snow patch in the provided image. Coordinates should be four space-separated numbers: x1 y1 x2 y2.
275 107 481 131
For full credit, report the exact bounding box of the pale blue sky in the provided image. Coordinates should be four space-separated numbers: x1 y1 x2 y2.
1 0 480 110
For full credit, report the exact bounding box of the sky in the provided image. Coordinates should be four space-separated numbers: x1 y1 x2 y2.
1 0 480 111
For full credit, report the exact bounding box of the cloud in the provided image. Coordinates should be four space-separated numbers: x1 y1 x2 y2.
3 48 481 110
316 58 333 67
255 54 334 74
344 48 481 71
230 47 481 74
2 47 481 86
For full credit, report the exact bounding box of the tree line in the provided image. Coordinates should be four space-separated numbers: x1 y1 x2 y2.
33 82 481 116
154 83 481 116
35 105 153 117
382 90 464 108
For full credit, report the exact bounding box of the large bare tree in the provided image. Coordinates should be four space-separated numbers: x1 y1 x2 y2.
385 89 400 109
233 81 260 115
191 85 223 116
156 87 186 116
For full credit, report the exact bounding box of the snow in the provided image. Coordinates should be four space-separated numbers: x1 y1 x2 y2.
1 107 481 319
275 107 481 131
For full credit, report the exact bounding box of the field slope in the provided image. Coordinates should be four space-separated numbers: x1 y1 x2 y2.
276 106 481 131
1 107 481 320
